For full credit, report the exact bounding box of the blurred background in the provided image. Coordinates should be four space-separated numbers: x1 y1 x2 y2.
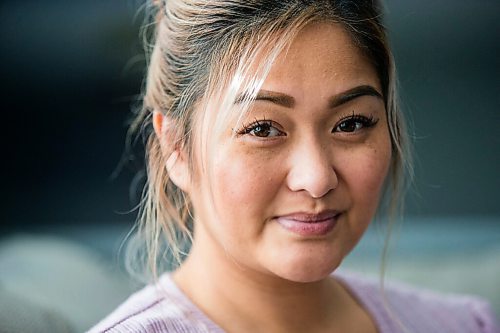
0 0 499 332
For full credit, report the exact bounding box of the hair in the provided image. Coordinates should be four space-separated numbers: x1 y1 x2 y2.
125 0 413 283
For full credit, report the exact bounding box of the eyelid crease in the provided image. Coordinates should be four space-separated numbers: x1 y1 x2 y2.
236 118 285 135
234 111 378 137
337 111 376 122
333 111 379 133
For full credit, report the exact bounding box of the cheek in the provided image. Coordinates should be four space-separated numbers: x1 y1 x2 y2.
343 143 391 210
211 146 282 229
333 139 391 252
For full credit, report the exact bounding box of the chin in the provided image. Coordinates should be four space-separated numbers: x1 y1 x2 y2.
269 253 342 283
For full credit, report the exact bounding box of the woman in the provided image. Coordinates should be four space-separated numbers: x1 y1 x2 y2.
89 1 498 332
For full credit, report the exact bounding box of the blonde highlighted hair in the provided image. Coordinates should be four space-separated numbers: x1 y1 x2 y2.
125 0 412 282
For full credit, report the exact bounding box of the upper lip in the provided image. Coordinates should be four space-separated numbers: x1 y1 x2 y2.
276 210 340 223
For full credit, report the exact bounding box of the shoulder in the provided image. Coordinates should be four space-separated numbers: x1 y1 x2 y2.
335 270 499 333
86 274 222 333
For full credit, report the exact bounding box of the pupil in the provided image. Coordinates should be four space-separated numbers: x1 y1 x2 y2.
341 121 356 132
254 125 270 137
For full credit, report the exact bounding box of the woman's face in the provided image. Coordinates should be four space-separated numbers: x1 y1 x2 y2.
187 22 392 282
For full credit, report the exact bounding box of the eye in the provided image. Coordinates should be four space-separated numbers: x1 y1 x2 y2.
333 114 379 133
238 120 285 138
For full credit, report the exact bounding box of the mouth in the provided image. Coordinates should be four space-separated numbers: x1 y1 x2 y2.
275 210 340 237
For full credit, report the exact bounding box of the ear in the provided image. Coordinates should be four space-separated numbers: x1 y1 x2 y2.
152 110 191 193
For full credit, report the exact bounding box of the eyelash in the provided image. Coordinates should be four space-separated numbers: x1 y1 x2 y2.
237 112 379 138
333 112 379 133
236 118 285 138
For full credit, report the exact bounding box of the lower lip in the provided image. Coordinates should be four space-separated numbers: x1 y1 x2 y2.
276 216 338 237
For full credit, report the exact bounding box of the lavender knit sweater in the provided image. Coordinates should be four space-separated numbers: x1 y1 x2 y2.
88 271 499 333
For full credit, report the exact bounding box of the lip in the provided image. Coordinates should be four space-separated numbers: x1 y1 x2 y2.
275 210 340 237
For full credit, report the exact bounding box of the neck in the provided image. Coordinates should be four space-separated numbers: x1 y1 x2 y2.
172 233 363 333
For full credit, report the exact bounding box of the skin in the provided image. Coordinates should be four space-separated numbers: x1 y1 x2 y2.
154 22 391 333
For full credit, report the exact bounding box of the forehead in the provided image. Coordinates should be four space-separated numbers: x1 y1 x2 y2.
261 22 380 101
191 22 381 158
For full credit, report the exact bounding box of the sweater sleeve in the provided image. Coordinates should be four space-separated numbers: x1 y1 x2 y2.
467 297 499 333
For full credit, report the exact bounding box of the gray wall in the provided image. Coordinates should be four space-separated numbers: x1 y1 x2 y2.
1 1 499 230
385 1 500 216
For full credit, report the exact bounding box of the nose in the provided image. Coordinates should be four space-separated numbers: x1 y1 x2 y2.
286 140 338 198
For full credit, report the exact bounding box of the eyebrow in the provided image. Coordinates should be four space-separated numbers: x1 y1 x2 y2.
235 85 383 108
329 85 383 108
